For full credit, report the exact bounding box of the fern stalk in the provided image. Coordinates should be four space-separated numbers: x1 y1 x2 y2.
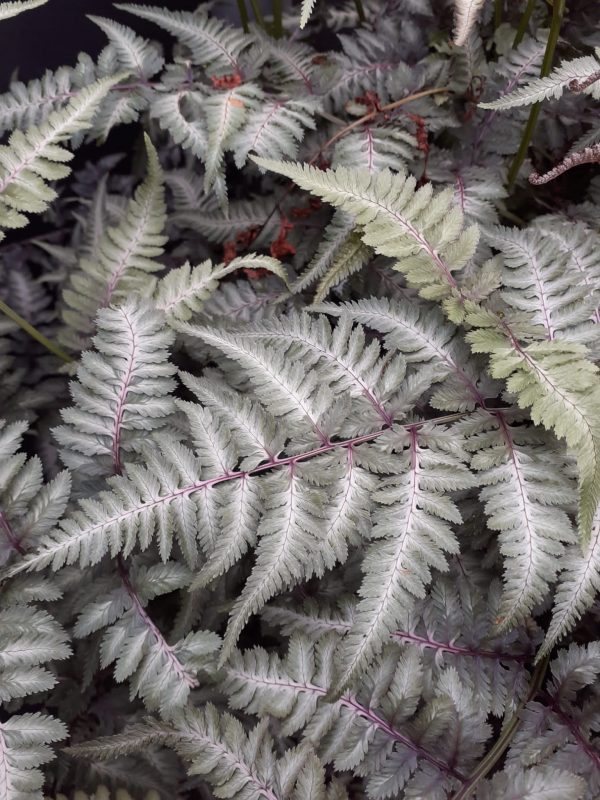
507 0 566 187
392 630 531 662
236 0 250 32
271 0 282 37
513 0 536 47
354 0 366 23
0 297 72 363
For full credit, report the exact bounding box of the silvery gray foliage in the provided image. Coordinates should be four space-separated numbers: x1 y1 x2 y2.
1 1 600 798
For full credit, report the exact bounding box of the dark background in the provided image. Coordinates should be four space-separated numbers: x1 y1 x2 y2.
0 0 244 84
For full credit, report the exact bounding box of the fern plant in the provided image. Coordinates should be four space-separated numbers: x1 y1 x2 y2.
2 0 600 798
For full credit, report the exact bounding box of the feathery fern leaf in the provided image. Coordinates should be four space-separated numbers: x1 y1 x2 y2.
540 505 600 658
479 51 600 110
54 299 177 477
116 4 250 75
61 135 167 348
0 0 46 21
0 713 67 799
0 419 71 564
459 410 576 627
467 331 600 544
300 0 318 29
74 558 220 714
334 423 475 691
154 255 287 322
232 98 317 167
0 76 122 240
88 16 164 79
253 159 479 303
453 0 486 48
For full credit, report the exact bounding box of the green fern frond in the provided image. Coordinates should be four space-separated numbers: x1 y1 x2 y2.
468 331 600 544
0 75 123 240
253 159 479 303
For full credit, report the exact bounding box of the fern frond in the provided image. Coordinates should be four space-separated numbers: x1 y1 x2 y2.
154 255 287 322
312 232 372 304
233 98 317 167
150 91 206 160
229 310 403 426
453 0 486 48
479 767 587 800
459 410 576 627
540 505 600 658
479 52 600 110
487 226 594 345
314 296 483 411
0 0 46 21
61 134 167 348
253 29 318 93
0 419 71 562
177 324 333 440
88 16 164 79
54 299 176 477
116 4 250 75
74 558 220 714
334 423 475 690
0 605 70 702
223 634 487 795
0 55 96 136
291 211 356 294
0 75 122 240
254 160 479 303
202 84 263 204
300 0 317 29
332 125 417 174
0 713 67 799
467 331 600 544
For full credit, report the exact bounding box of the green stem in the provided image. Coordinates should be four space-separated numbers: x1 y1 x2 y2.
0 297 72 363
512 0 536 47
449 656 550 800
236 0 250 32
248 0 266 29
354 0 366 23
271 0 282 37
494 0 503 27
507 0 565 187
